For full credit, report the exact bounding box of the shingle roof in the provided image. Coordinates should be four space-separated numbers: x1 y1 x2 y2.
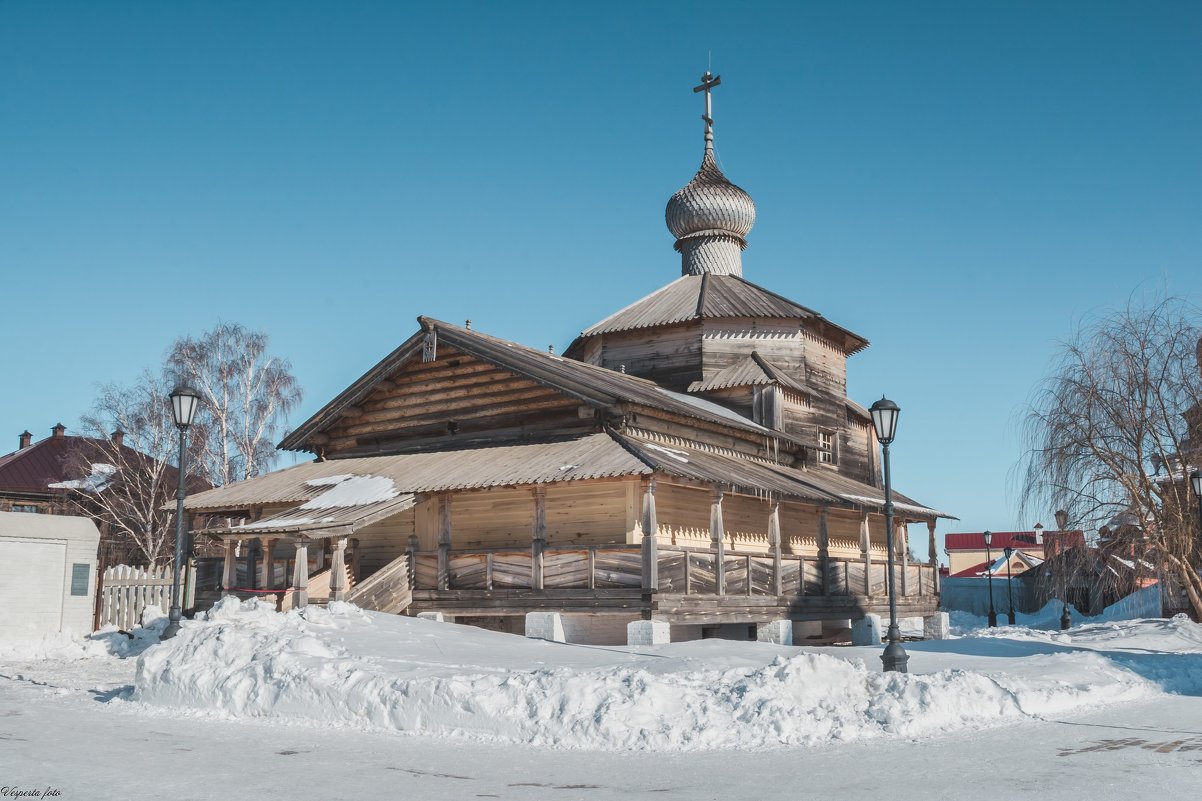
279 316 795 453
186 430 952 523
614 433 953 519
688 351 808 394
185 433 654 512
568 274 869 355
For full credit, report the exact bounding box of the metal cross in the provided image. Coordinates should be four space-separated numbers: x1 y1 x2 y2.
693 71 722 135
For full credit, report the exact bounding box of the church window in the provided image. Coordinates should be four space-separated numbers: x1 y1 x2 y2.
817 429 837 466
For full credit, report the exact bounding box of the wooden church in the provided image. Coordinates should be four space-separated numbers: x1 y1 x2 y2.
183 74 950 644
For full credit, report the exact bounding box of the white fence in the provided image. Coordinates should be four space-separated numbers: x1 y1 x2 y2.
98 563 194 630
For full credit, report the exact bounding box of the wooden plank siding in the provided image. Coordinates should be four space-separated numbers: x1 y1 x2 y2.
321 347 593 455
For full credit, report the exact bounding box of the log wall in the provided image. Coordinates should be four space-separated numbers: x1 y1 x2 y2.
322 346 591 455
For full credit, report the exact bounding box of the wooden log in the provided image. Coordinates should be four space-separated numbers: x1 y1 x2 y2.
769 499 782 596
711 486 726 596
438 493 452 591
818 507 831 596
532 486 546 590
406 533 419 590
860 512 872 596
898 521 909 597
641 478 658 591
222 540 237 593
329 537 348 601
291 539 309 608
260 537 275 590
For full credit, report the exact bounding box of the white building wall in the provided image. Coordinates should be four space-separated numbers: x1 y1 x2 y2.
0 512 100 638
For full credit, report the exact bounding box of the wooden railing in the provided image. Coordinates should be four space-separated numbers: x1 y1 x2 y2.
411 543 936 598
414 545 643 591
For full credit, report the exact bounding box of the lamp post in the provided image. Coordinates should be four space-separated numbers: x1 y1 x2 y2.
162 386 201 640
870 396 908 674
984 530 997 628
1054 509 1071 630
1192 470 1202 538
1003 545 1016 625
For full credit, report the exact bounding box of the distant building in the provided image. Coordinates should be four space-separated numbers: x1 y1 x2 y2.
0 424 187 565
0 424 120 515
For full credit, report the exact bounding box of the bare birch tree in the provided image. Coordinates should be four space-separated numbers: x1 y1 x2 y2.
56 372 183 567
1019 296 1202 619
166 322 302 487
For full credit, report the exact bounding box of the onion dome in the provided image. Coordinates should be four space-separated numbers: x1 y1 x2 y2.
665 72 756 276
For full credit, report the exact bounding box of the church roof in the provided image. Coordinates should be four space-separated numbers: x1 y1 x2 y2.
187 433 652 515
188 430 951 524
688 351 808 394
278 316 796 453
568 273 869 355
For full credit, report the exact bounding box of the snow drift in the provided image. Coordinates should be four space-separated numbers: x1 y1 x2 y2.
128 598 1200 751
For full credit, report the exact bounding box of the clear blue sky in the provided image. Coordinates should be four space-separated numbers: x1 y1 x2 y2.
3 1 1200 561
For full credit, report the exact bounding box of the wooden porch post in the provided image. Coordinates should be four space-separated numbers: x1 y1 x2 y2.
860 512 872 596
711 486 725 595
291 538 309 608
927 519 939 595
818 507 831 596
532 486 547 590
897 521 909 597
641 478 658 591
222 539 237 593
437 493 452 591
260 538 275 590
769 497 782 596
329 536 348 602
406 533 419 590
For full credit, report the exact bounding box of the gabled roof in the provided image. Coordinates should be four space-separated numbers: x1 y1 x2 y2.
944 531 1050 551
950 551 1044 578
688 351 808 394
567 274 869 355
0 433 161 496
279 317 792 453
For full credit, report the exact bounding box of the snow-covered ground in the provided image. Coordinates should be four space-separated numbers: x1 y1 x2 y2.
3 600 1202 799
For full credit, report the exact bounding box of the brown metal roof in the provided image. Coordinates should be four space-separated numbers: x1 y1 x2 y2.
279 317 792 452
569 274 869 354
688 351 809 394
0 432 182 496
185 433 653 512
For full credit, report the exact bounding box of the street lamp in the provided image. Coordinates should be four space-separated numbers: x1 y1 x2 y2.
162 385 201 640
1003 545 1016 625
1192 470 1202 535
870 396 908 674
983 530 997 627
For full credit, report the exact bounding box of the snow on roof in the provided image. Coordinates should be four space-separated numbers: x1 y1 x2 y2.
298 475 399 509
48 463 117 493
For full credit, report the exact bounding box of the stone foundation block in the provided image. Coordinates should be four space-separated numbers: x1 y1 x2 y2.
416 612 447 623
756 619 793 645
627 619 671 646
851 614 883 646
525 612 566 642
923 612 950 640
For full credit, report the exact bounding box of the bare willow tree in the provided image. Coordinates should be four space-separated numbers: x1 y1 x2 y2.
57 372 185 566
166 322 303 487
1019 296 1202 619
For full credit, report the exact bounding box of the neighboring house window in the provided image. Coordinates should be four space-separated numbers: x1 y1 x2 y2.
11 504 39 513
817 429 837 465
